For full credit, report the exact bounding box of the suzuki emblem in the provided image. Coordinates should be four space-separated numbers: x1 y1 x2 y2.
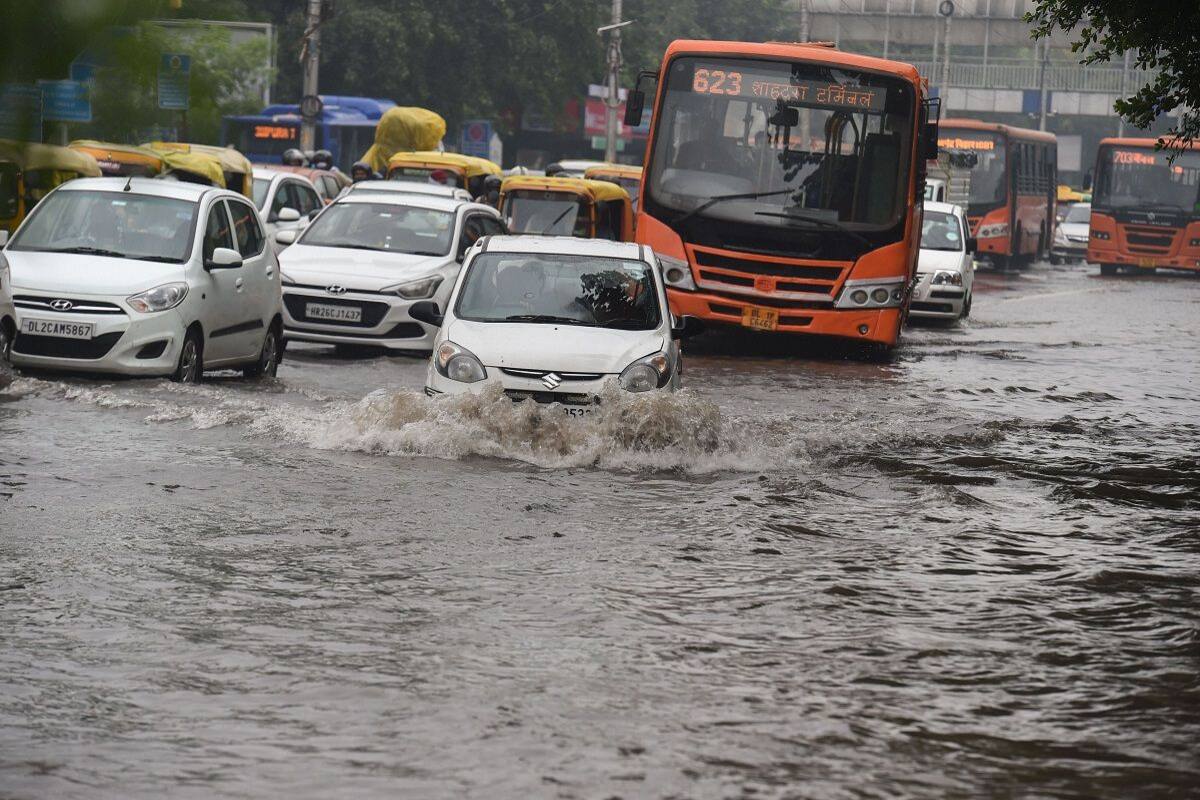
541 372 563 390
326 285 347 295
1146 212 1156 223
50 299 74 311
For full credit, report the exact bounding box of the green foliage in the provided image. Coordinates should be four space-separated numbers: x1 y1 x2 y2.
1026 0 1200 151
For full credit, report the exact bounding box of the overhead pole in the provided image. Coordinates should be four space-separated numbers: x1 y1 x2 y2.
603 0 623 164
299 0 322 153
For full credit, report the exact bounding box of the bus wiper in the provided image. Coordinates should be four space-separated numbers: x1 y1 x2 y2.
674 189 794 227
49 245 126 258
505 314 585 325
541 206 576 234
754 210 872 248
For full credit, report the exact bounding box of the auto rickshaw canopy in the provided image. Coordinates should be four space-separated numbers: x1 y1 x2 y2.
143 142 253 197
583 163 642 183
386 151 502 181
0 139 102 177
70 140 164 177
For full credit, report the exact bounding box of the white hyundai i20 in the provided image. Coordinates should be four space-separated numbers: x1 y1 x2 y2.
4 178 284 381
415 236 702 414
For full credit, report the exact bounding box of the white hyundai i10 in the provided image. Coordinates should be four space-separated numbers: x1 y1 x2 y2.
4 177 284 381
413 236 702 415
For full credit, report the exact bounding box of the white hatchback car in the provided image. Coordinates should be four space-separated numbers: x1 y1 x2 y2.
4 178 283 381
252 168 323 250
277 194 504 353
0 234 15 363
414 236 702 414
911 201 976 321
342 180 471 202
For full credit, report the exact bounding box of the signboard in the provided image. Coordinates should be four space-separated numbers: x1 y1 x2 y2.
38 80 91 123
0 84 42 139
460 119 492 159
690 65 887 112
158 53 191 111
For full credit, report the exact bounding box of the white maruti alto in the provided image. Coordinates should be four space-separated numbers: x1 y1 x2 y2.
277 193 504 354
415 236 703 416
4 177 284 381
910 200 976 321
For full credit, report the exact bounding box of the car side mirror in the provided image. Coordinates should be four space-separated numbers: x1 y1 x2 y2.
205 246 243 270
623 89 645 127
409 300 443 327
277 207 301 222
274 229 297 246
0 230 8 247
671 315 704 340
966 236 977 253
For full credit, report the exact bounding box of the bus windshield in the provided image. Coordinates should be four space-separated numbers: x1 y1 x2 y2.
644 56 914 250
1094 147 1200 214
939 130 1006 207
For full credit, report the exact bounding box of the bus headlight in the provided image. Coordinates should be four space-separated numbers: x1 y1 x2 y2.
1093 231 1110 241
979 222 1009 239
658 254 696 291
836 280 905 309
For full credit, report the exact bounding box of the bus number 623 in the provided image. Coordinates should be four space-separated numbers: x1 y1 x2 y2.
693 68 743 96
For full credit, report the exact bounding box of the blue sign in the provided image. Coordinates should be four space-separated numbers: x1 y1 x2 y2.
69 61 97 85
460 119 492 159
0 84 42 139
38 80 91 123
158 53 191 111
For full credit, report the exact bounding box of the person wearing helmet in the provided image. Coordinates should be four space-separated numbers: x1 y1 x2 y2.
350 161 373 183
282 148 307 167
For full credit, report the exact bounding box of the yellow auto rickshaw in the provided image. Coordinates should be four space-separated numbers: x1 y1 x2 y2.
143 142 254 198
0 139 102 234
70 140 165 178
583 163 642 208
498 176 634 241
386 151 502 199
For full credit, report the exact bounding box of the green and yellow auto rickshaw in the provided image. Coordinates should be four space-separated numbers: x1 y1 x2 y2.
0 139 102 234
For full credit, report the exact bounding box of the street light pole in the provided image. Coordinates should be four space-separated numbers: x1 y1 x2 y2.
299 0 322 153
603 0 623 164
1037 39 1049 131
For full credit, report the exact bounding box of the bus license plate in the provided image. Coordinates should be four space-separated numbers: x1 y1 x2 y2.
307 302 362 323
741 306 779 332
21 318 95 339
1137 258 1157 268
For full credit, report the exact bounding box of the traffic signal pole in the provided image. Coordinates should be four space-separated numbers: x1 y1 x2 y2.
299 0 323 153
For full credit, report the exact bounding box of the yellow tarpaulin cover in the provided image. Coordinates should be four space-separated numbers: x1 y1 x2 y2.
0 139 102 176
360 107 446 173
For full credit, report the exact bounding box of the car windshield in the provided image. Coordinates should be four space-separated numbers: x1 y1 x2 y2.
8 189 198 262
455 253 661 330
252 177 270 209
503 194 588 236
939 130 1006 206
645 56 914 237
920 210 963 251
298 202 455 255
1064 204 1090 223
1093 148 1200 213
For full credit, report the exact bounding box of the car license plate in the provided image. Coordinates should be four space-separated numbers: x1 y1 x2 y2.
306 302 362 322
563 406 593 418
1137 258 1157 268
21 318 95 339
741 306 779 332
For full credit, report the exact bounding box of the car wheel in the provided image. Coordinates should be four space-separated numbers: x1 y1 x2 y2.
1100 263 1118 276
244 325 279 379
961 292 972 319
0 322 12 363
172 328 203 383
1049 254 1062 265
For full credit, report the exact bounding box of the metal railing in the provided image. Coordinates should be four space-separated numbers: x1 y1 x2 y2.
908 60 1152 93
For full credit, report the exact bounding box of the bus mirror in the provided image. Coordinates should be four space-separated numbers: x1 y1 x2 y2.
624 90 645 127
966 236 978 253
921 122 939 161
768 106 799 128
1082 170 1093 191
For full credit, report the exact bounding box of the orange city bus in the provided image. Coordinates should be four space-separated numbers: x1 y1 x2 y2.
1088 137 1200 275
937 119 1057 267
624 40 940 349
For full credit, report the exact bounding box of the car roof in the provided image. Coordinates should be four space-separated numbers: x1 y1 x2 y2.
252 167 315 186
481 235 646 260
334 193 485 213
923 200 964 215
54 176 219 202
348 180 465 196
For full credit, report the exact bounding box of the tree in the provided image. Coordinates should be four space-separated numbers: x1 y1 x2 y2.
1026 0 1200 151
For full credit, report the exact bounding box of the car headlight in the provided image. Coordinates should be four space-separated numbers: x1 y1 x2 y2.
931 270 963 286
386 275 443 300
657 253 696 291
618 351 672 392
127 282 188 313
280 271 297 285
434 340 486 383
1054 227 1068 243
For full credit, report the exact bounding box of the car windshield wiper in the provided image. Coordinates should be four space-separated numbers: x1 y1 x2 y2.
504 314 586 325
674 188 795 227
312 241 388 252
406 250 447 257
754 210 872 248
130 254 184 263
599 317 653 329
48 245 126 258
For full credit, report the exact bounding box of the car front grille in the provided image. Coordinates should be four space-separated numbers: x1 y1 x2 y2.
14 331 124 359
504 389 596 406
499 368 603 381
283 293 391 328
13 295 126 315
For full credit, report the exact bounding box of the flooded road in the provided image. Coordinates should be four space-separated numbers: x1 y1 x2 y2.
2 261 1198 799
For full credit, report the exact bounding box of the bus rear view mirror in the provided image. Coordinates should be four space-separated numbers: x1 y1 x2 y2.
922 122 940 161
768 106 800 129
624 90 645 127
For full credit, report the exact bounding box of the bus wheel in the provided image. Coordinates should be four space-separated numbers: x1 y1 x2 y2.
1139 266 1158 275
1100 263 1118 276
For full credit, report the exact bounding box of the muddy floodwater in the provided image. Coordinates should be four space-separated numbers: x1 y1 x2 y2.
1 261 1198 799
